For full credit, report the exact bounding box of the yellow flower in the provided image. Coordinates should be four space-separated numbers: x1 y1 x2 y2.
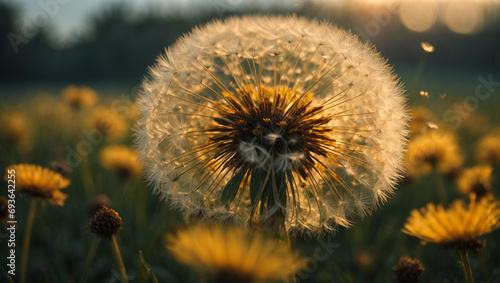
410 106 435 135
62 85 98 109
456 165 492 198
476 133 500 165
100 145 143 179
167 225 303 282
86 106 128 140
0 111 30 145
406 131 463 177
4 164 70 206
402 194 500 249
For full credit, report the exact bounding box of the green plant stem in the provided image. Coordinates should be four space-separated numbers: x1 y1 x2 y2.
111 235 129 283
409 51 429 98
79 237 99 283
81 155 95 196
20 199 37 283
139 250 159 283
433 167 447 205
459 248 474 283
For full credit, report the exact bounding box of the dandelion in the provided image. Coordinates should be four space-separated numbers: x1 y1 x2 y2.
406 130 463 202
0 111 30 146
4 164 70 283
456 165 492 198
100 145 143 179
5 164 70 206
62 85 98 109
402 194 500 283
410 106 435 135
136 15 409 234
166 225 303 282
393 257 425 283
476 132 500 165
86 106 128 140
88 206 128 282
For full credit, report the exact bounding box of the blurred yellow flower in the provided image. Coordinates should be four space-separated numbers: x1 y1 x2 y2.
4 164 70 206
0 111 30 145
86 106 128 140
402 194 500 248
410 106 435 135
421 42 435 53
62 85 98 109
100 145 143 179
476 133 500 165
457 165 492 198
406 131 463 176
167 225 303 282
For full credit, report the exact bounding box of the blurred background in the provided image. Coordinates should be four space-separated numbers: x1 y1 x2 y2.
1 0 500 96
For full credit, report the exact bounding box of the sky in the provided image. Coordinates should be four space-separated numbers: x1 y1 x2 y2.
5 0 304 44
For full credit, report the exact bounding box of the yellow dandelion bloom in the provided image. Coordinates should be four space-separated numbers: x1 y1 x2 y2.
167 225 303 282
62 85 98 109
4 164 70 206
456 165 492 197
476 133 500 165
402 194 500 248
0 111 30 145
86 106 128 140
100 145 143 179
406 131 463 176
410 107 435 135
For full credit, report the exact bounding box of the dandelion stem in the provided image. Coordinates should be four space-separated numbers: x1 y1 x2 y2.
111 235 129 283
81 155 95 196
79 237 99 283
459 247 474 283
20 199 37 283
433 167 447 205
139 250 159 283
409 51 429 98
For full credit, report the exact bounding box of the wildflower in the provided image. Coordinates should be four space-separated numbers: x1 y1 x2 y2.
456 165 492 198
402 194 500 250
100 145 143 179
406 130 463 177
420 42 434 53
166 225 303 282
89 206 122 239
476 132 500 165
86 106 127 140
410 106 435 135
136 15 409 233
393 256 425 283
4 164 70 206
0 111 30 145
62 85 98 109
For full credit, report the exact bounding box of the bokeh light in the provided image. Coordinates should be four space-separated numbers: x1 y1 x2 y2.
399 1 438 32
442 1 484 34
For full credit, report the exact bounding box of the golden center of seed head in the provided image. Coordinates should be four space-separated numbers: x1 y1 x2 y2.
207 85 335 178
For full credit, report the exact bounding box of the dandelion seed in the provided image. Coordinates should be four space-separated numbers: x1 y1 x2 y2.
166 225 304 282
419 91 429 98
410 106 436 135
100 145 143 179
4 164 70 206
135 15 409 234
420 42 435 53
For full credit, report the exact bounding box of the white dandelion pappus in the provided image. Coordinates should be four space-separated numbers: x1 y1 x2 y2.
135 15 409 234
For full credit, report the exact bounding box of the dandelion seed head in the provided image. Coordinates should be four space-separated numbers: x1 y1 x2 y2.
136 15 409 234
